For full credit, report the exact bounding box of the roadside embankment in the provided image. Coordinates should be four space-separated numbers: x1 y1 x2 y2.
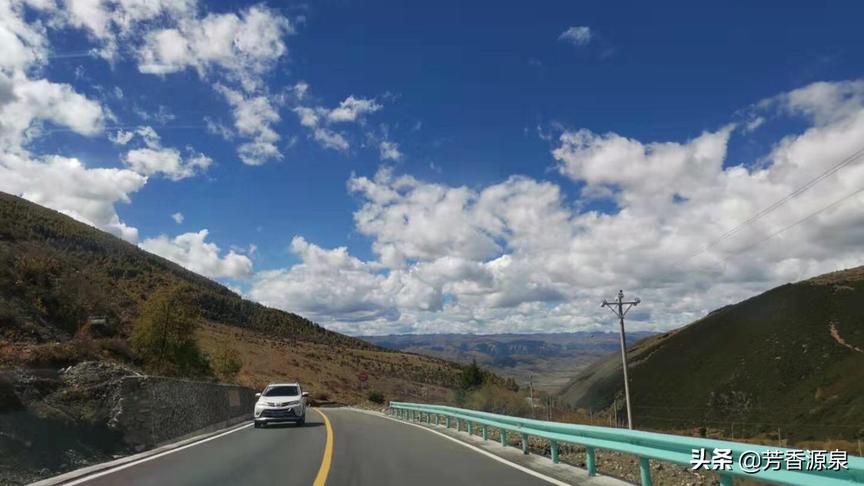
0 361 254 485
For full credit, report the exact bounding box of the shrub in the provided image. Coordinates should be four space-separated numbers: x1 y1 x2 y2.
210 341 243 382
367 390 385 404
466 383 530 416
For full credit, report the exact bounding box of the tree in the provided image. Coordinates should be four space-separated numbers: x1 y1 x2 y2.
460 359 484 390
210 341 243 382
131 285 210 377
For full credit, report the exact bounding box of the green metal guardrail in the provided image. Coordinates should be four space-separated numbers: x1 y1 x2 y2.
389 401 864 486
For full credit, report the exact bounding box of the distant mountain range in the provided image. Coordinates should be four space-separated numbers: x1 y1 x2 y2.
361 331 657 393
557 266 864 441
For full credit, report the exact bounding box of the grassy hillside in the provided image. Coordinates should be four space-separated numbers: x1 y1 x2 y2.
362 332 656 393
0 192 467 401
558 267 864 441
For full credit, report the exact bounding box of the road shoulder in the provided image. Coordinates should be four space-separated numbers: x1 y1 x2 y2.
29 419 253 486
346 407 628 486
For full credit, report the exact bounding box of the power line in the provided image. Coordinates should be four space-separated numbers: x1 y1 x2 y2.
709 184 864 262
689 145 864 260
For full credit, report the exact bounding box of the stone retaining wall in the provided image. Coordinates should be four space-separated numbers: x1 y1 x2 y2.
111 376 256 448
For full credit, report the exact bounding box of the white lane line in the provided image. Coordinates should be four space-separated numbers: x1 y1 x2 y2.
357 410 571 486
60 422 253 485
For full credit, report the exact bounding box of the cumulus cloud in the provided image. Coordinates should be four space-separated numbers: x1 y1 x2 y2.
293 95 383 152
0 152 146 241
0 1 214 248
140 229 254 279
109 129 134 145
121 126 212 180
378 140 402 161
559 26 592 46
327 96 382 123
0 0 50 72
0 73 104 150
48 0 197 61
172 212 184 224
216 84 282 165
250 79 864 335
136 4 293 91
250 237 397 322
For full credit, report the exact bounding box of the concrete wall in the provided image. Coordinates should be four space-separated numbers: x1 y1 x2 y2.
110 376 256 448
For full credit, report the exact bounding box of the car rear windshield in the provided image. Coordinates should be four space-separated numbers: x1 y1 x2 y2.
263 386 300 397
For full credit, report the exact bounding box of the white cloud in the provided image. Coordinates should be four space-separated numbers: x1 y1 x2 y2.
109 129 134 145
0 73 104 150
121 126 212 180
216 84 282 165
313 127 349 152
777 79 864 126
172 212 184 224
293 94 384 152
327 95 381 123
250 237 397 322
0 0 49 73
55 0 198 61
0 0 257 280
379 140 402 161
140 229 254 279
132 104 175 124
250 79 864 335
136 4 293 91
559 26 592 46
0 152 146 242
125 147 211 180
743 116 765 133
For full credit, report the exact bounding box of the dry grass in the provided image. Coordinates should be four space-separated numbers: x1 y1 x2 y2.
196 322 458 404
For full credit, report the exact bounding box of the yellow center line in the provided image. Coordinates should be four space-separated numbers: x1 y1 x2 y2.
313 408 334 486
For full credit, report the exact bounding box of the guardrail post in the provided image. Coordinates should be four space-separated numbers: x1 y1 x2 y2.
719 474 732 486
435 414 440 426
500 429 507 447
467 421 473 436
522 433 529 455
586 447 596 476
550 440 559 464
639 457 652 486
482 425 488 441
446 416 451 428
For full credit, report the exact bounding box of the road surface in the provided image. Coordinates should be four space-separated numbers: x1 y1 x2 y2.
75 408 554 486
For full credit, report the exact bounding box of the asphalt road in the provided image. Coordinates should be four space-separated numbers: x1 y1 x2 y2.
75 408 553 486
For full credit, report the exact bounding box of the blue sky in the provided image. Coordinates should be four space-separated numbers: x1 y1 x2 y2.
4 0 864 334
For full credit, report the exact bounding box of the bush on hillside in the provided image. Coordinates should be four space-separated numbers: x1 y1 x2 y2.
367 390 385 404
210 341 243 382
466 383 530 416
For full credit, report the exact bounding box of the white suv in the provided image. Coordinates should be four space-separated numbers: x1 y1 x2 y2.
253 383 308 428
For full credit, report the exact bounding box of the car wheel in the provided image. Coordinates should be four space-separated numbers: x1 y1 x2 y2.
297 415 305 426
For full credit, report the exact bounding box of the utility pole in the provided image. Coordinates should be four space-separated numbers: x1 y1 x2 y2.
602 290 640 430
528 375 535 418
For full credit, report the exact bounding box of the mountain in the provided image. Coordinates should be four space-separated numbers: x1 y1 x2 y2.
557 267 864 441
361 331 657 393
0 192 468 403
